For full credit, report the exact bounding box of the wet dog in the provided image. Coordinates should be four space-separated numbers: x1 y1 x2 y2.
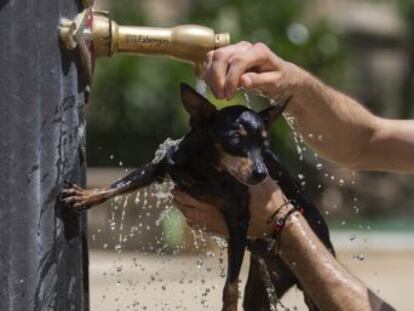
61 83 335 311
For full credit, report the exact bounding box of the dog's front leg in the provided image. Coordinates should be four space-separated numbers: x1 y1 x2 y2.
61 159 167 211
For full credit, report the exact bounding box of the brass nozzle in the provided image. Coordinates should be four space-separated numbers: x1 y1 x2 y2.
92 11 230 69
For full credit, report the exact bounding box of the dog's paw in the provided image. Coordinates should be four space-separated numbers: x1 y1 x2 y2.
60 184 107 211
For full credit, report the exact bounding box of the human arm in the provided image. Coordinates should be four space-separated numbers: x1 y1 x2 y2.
280 210 394 311
202 41 414 173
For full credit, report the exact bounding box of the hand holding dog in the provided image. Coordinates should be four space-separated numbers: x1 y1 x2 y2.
173 176 286 238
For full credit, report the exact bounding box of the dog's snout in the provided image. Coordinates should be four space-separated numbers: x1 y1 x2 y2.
248 159 267 184
250 169 267 184
246 151 268 185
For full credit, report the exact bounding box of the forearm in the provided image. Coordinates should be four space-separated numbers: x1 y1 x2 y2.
278 212 393 311
285 65 379 169
361 118 414 172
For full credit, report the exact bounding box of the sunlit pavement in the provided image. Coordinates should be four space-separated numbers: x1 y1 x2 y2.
90 231 414 311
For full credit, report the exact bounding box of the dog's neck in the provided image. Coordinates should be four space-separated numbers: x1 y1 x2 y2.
173 127 218 167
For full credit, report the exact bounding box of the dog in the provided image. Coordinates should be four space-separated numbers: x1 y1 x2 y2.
61 83 335 311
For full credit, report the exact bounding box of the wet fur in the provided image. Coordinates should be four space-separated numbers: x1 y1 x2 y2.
61 83 335 311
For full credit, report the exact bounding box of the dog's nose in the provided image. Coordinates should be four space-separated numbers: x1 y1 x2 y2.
249 169 267 184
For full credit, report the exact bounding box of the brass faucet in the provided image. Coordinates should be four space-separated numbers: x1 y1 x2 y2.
93 11 230 73
59 9 230 84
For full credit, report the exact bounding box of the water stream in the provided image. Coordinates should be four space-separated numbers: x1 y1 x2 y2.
196 78 208 97
257 256 290 311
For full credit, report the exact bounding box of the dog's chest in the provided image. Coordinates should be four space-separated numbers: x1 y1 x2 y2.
164 139 246 200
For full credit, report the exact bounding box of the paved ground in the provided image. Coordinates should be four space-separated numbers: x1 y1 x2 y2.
90 231 414 311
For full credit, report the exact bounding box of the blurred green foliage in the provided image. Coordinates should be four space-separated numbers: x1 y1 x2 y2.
87 0 345 168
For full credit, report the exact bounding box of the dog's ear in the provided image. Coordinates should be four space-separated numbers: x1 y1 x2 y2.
180 83 217 128
259 100 288 129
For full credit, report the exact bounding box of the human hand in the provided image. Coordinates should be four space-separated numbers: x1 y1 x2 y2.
172 177 288 238
201 41 307 101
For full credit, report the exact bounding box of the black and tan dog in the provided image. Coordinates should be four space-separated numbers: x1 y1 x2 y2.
61 83 335 311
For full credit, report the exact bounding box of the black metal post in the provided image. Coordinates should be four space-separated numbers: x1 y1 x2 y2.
0 0 89 310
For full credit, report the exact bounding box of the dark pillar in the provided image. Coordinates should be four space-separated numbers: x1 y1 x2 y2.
0 0 89 310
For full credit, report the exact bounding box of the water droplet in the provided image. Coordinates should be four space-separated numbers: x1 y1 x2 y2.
353 254 365 261
197 258 203 269
339 179 345 186
316 163 323 170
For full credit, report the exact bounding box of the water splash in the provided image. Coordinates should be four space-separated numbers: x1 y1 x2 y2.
257 256 290 311
152 137 183 165
284 113 305 162
195 78 208 97
352 254 366 261
351 171 356 185
118 195 129 249
243 91 252 108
